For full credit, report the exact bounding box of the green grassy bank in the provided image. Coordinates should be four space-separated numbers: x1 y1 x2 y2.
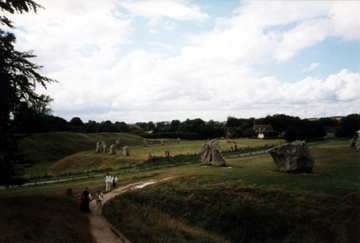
17 132 144 176
103 142 360 243
3 137 358 243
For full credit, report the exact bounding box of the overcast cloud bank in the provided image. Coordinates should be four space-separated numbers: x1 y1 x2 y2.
6 0 360 122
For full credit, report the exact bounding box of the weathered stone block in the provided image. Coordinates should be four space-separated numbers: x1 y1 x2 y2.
123 146 129 156
350 138 355 147
269 140 314 173
116 140 121 149
201 139 226 167
96 142 103 153
110 144 116 154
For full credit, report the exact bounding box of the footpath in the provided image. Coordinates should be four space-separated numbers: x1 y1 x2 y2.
88 177 174 243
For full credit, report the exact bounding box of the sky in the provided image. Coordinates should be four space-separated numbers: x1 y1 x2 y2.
4 0 360 123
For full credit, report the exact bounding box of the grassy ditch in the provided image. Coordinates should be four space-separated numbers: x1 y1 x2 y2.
103 142 360 243
0 171 164 243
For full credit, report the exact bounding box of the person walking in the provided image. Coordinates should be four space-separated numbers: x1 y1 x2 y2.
95 190 104 215
82 187 91 213
105 173 112 191
112 174 118 190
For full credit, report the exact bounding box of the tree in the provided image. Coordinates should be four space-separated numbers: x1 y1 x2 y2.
284 124 297 142
69 117 84 127
312 123 326 138
318 117 339 127
115 121 130 133
0 0 56 186
264 130 279 139
339 114 360 137
242 128 256 138
170 119 180 132
226 117 242 128
146 121 155 131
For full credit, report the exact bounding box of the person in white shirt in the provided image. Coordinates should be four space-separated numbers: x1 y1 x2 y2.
112 174 117 190
105 173 112 191
112 174 118 190
95 190 104 215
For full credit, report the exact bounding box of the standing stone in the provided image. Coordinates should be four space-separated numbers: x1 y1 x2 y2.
356 138 360 152
116 140 121 149
201 139 226 167
110 144 116 154
268 140 314 173
143 139 147 147
123 146 129 156
177 138 180 144
161 140 164 146
96 142 103 153
66 188 73 197
103 144 107 153
350 138 355 147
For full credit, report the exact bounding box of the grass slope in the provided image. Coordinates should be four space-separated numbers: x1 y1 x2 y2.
104 141 360 243
48 138 285 174
4 138 357 243
0 171 165 243
18 132 144 176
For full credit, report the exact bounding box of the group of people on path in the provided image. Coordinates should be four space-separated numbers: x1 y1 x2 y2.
78 173 118 215
105 173 118 191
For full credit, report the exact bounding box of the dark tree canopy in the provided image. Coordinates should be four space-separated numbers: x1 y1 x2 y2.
0 0 56 186
339 114 360 137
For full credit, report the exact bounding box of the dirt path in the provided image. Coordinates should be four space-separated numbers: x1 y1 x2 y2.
88 177 174 243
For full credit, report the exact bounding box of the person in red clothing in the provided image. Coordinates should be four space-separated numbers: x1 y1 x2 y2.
77 194 82 209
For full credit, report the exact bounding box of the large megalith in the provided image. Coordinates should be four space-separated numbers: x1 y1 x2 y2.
103 144 107 153
110 144 116 154
350 138 355 147
101 141 107 153
123 146 129 156
143 139 147 147
96 142 103 153
201 139 226 167
177 138 180 144
269 140 314 173
356 138 360 152
116 140 121 149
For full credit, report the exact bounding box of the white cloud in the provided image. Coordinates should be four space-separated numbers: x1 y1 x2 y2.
163 21 177 30
303 63 320 72
5 0 359 123
149 29 159 34
119 0 208 24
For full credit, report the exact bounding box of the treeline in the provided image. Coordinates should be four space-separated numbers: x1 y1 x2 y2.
13 113 360 141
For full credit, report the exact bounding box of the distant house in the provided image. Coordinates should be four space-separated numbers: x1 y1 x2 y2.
253 124 274 139
322 126 340 138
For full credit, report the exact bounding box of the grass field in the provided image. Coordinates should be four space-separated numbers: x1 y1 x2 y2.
44 137 285 175
103 141 360 243
2 135 358 243
18 132 144 177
